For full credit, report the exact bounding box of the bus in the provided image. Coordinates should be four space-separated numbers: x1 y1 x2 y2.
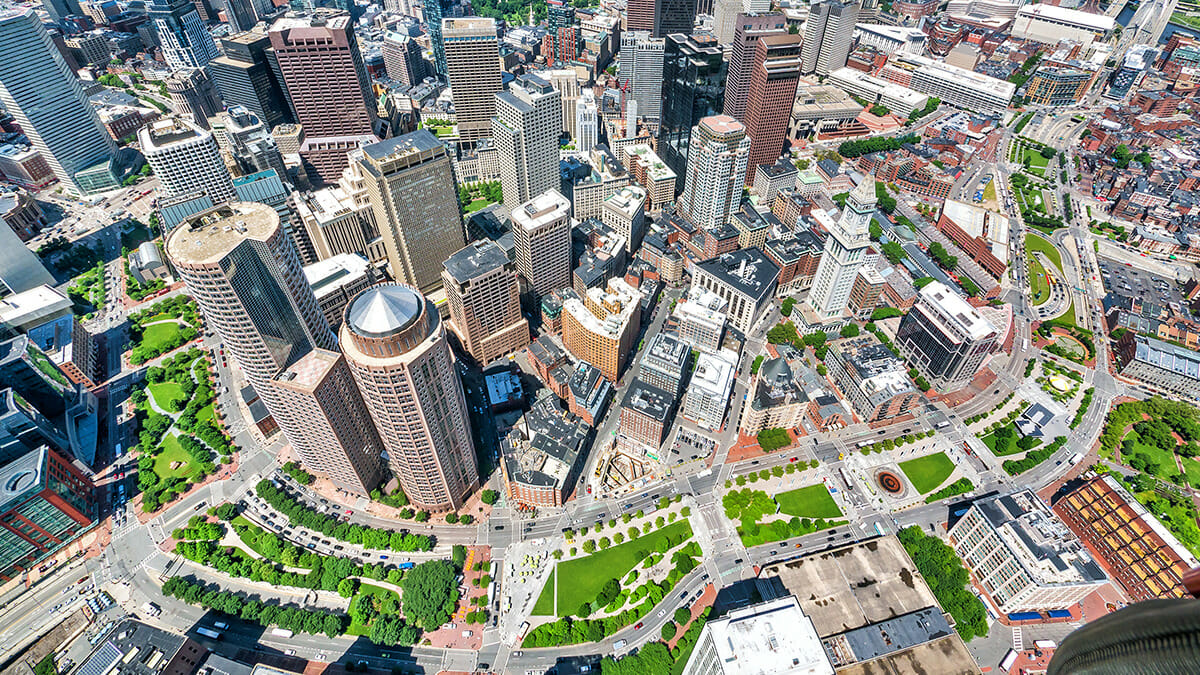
196 628 222 640
999 650 1018 671
856 440 873 449
271 628 294 638
873 522 885 537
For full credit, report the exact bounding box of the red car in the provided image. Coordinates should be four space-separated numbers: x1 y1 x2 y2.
634 622 644 630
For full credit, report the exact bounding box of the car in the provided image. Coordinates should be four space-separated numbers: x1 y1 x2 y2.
769 550 777 555
513 651 522 657
478 665 490 671
634 622 644 630
494 525 504 530
345 509 353 516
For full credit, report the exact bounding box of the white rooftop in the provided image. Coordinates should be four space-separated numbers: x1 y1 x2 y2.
699 596 834 675
919 281 996 341
941 199 1010 263
303 253 372 300
1016 3 1116 31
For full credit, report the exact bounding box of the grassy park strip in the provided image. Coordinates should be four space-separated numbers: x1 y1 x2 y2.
899 453 956 494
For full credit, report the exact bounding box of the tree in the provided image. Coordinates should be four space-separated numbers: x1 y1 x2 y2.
751 355 764 375
661 621 677 640
400 560 458 631
881 241 907 264
839 324 860 338
781 297 796 316
674 606 692 625
480 489 499 505
337 578 359 598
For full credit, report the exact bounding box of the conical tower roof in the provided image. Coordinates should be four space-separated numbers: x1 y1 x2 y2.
849 176 878 206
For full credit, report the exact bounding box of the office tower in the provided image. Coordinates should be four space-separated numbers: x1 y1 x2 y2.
443 18 501 143
678 115 750 229
216 106 287 179
268 11 376 139
619 32 665 121
222 0 256 32
0 446 95 582
147 0 220 70
442 240 531 366
807 177 874 320
166 202 386 495
627 0 695 37
895 281 998 390
40 0 83 22
139 118 235 203
165 68 222 130
1 224 54 296
210 30 292 129
601 186 646 256
340 283 480 512
493 75 561 208
548 0 574 31
0 10 116 195
639 332 690 398
360 131 465 294
382 31 427 86
744 34 803 173
511 189 572 296
540 69 580 139
576 90 598 152
659 33 726 179
424 0 452 78
802 0 858 75
723 13 786 121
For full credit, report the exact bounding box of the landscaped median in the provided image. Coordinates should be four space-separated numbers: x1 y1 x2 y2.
723 484 846 548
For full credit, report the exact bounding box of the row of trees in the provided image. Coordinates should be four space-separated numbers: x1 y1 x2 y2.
255 480 433 552
1002 436 1067 475
161 576 347 637
927 242 958 271
897 526 988 641
837 134 920 159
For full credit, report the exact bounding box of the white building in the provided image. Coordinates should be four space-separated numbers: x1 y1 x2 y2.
675 286 729 354
576 90 599 152
681 348 738 431
1012 4 1115 51
950 490 1107 614
887 54 1015 115
511 189 573 296
692 249 780 338
620 31 665 120
946 0 1022 20
601 186 646 256
806 177 874 321
679 115 751 229
149 0 220 71
681 596 834 675
802 0 858 76
139 118 235 203
493 74 561 207
538 68 581 140
826 67 929 116
303 253 376 329
854 23 927 54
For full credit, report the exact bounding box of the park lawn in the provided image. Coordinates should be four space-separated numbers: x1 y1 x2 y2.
776 484 842 519
1025 233 1063 272
1122 431 1181 481
197 403 215 423
1058 300 1078 329
153 434 197 480
532 569 556 616
141 321 182 352
348 583 401 636
1028 256 1051 306
1023 147 1051 168
148 381 186 411
464 198 491 213
556 519 692 616
1182 457 1200 490
899 453 956 494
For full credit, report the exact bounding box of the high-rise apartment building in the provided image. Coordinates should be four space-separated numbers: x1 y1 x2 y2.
723 13 786 122
561 278 643 382
165 68 223 130
801 0 858 75
493 75 561 207
601 186 646 256
149 0 220 70
576 89 599 152
340 283 480 512
626 0 695 37
744 34 803 173
659 33 726 179
165 202 385 495
360 130 465 294
895 280 998 390
678 115 750 229
0 9 116 194
424 0 453 77
443 18 501 142
806 177 874 320
381 31 427 86
214 106 288 180
268 11 377 138
210 29 291 129
619 31 665 120
139 118 235 204
442 240 531 366
510 189 572 297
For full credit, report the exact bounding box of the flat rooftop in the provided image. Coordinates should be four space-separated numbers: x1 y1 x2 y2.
166 202 279 266
701 597 834 675
443 239 510 284
621 379 674 422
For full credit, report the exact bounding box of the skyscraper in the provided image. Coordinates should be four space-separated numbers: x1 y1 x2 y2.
340 283 480 512
723 13 786 121
442 240 531 366
895 281 998 390
268 11 376 138
801 0 858 75
678 115 750 229
424 0 452 78
138 117 235 204
39 0 83 22
443 17 501 143
576 89 598 152
659 33 726 179
626 0 695 37
493 75 561 208
165 68 223 130
360 130 465 294
0 9 116 194
601 185 647 256
209 29 292 129
806 177 875 320
0 223 54 296
382 31 427 86
619 31 665 121
216 106 288 180
165 202 385 494
539 69 580 140
743 33 803 173
511 189 572 297
148 0 220 70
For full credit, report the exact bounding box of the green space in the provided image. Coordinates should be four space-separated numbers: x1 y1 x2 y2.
148 381 186 412
1121 429 1182 482
898 453 955 494
925 478 974 503
775 484 842 520
197 403 215 423
458 181 503 216
980 424 1040 457
1028 253 1051 307
555 520 692 615
152 434 200 481
898 527 988 641
141 321 184 354
723 488 844 547
1119 472 1200 557
1022 146 1050 169
129 295 202 365
532 570 556 616
1053 334 1085 357
1025 233 1062 272
981 180 996 203
348 583 401 636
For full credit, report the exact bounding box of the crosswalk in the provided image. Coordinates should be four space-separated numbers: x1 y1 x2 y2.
1012 625 1024 651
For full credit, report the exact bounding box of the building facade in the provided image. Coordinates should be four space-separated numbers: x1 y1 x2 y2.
139 118 235 204
493 75 561 207
511 189 573 296
801 1 857 75
678 115 751 229
744 34 804 173
806 178 876 320
0 445 95 582
895 281 998 390
659 33 725 178
444 18 501 142
561 279 643 382
442 240 531 366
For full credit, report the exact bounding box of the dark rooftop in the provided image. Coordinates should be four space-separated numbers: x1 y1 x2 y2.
443 239 510 284
695 248 781 304
621 379 674 422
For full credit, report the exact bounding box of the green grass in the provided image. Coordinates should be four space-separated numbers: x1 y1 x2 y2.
1059 300 1078 328
1182 457 1200 489
197 403 215 423
1022 147 1050 168
347 583 400 636
1122 431 1181 481
153 434 197 480
1025 233 1062 272
532 569 556 616
148 381 185 411
982 180 996 203
556 520 692 616
464 198 491 213
1029 256 1051 306
775 485 842 519
899 453 956 494
142 321 182 353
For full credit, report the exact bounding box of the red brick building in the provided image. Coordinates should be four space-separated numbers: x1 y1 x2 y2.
618 380 673 452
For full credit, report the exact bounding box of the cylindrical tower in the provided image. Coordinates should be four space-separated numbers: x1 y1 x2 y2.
340 283 479 512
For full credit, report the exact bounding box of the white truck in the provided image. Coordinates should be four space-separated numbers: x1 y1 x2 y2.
271 628 294 638
1069 453 1084 466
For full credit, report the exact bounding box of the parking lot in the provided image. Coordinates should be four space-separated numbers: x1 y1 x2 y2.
666 427 717 467
1097 256 1184 308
